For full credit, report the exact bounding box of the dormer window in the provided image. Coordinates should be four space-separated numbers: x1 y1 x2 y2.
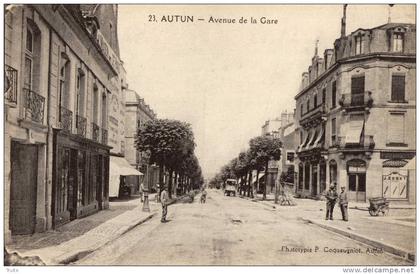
355 34 365 55
393 33 404 52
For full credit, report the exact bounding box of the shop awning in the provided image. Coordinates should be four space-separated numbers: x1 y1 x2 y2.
313 126 325 147
298 130 310 152
109 156 143 197
252 173 265 184
305 129 316 149
344 120 364 144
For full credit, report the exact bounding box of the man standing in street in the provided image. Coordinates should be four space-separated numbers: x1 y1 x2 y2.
325 185 338 220
339 186 349 221
139 181 145 203
160 186 169 223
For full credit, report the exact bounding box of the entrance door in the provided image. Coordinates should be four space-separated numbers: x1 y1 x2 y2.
10 142 38 235
347 159 367 202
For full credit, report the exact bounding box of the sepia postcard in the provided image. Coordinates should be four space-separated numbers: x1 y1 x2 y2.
2 2 417 270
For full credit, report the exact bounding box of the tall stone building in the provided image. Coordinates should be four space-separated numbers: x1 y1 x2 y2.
124 89 158 193
4 4 125 242
295 18 416 203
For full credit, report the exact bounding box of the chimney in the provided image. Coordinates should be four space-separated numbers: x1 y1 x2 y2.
281 111 288 128
324 49 334 70
341 4 347 38
301 72 309 89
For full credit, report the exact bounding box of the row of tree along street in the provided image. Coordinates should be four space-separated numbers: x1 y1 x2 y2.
136 119 204 200
209 135 282 201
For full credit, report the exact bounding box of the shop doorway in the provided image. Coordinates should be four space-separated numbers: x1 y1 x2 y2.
10 141 38 235
311 163 318 196
347 159 366 202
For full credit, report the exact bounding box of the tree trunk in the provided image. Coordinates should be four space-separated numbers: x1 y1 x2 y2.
158 164 164 202
174 172 178 197
263 161 269 200
247 170 253 198
256 169 260 199
168 169 173 199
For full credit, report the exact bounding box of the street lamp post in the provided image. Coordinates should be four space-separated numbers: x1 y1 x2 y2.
142 165 150 212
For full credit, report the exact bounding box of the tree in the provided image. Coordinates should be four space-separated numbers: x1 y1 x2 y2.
135 119 196 200
249 136 282 200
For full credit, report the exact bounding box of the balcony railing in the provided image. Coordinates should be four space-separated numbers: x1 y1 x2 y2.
59 106 73 133
339 92 373 109
299 103 327 126
76 115 87 137
92 122 100 142
5 65 18 104
101 128 108 145
23 88 45 124
331 135 375 150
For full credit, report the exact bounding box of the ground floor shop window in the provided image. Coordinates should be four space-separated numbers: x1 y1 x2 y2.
320 161 326 193
382 159 408 199
77 151 86 206
304 162 310 190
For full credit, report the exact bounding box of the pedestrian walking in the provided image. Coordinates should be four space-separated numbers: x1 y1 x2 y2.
339 186 349 221
139 182 145 202
325 185 338 220
200 188 207 203
160 187 169 223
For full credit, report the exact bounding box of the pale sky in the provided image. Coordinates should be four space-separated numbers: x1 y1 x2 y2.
118 4 415 179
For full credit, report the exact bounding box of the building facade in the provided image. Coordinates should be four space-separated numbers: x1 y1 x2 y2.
4 4 123 241
295 22 416 203
124 89 157 193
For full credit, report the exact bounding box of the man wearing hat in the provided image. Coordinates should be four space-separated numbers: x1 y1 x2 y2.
325 184 338 220
160 186 169 223
338 186 349 221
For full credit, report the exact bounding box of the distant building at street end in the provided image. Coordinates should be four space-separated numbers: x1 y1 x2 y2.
124 89 158 194
294 21 415 203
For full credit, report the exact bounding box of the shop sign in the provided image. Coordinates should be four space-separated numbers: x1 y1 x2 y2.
380 151 415 160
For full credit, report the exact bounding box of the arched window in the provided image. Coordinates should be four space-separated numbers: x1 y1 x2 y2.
24 19 41 91
59 53 70 109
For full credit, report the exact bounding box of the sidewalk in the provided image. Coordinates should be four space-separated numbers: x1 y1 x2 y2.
240 193 416 262
6 194 185 265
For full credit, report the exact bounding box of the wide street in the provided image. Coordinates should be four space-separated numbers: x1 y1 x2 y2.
76 189 409 266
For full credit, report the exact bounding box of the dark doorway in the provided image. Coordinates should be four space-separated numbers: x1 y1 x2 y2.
311 163 318 196
10 141 38 235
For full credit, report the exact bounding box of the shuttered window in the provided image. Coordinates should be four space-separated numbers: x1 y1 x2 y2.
331 81 337 108
351 76 365 106
391 75 405 102
387 113 405 144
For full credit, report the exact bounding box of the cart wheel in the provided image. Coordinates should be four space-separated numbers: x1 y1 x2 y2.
369 209 379 216
382 207 390 216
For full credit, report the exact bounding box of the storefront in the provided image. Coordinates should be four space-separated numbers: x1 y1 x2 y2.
52 129 110 228
109 156 143 198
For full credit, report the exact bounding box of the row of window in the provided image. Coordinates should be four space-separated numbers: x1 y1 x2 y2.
354 32 404 56
24 20 108 130
300 111 406 146
300 73 407 117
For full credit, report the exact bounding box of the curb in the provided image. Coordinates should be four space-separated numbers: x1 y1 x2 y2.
303 218 415 263
56 211 157 265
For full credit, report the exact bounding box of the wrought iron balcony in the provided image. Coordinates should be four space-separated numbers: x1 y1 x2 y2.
101 128 108 145
338 92 373 110
23 88 45 124
299 103 327 127
331 135 375 150
92 122 100 142
76 115 87 137
5 65 18 104
59 106 73 133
